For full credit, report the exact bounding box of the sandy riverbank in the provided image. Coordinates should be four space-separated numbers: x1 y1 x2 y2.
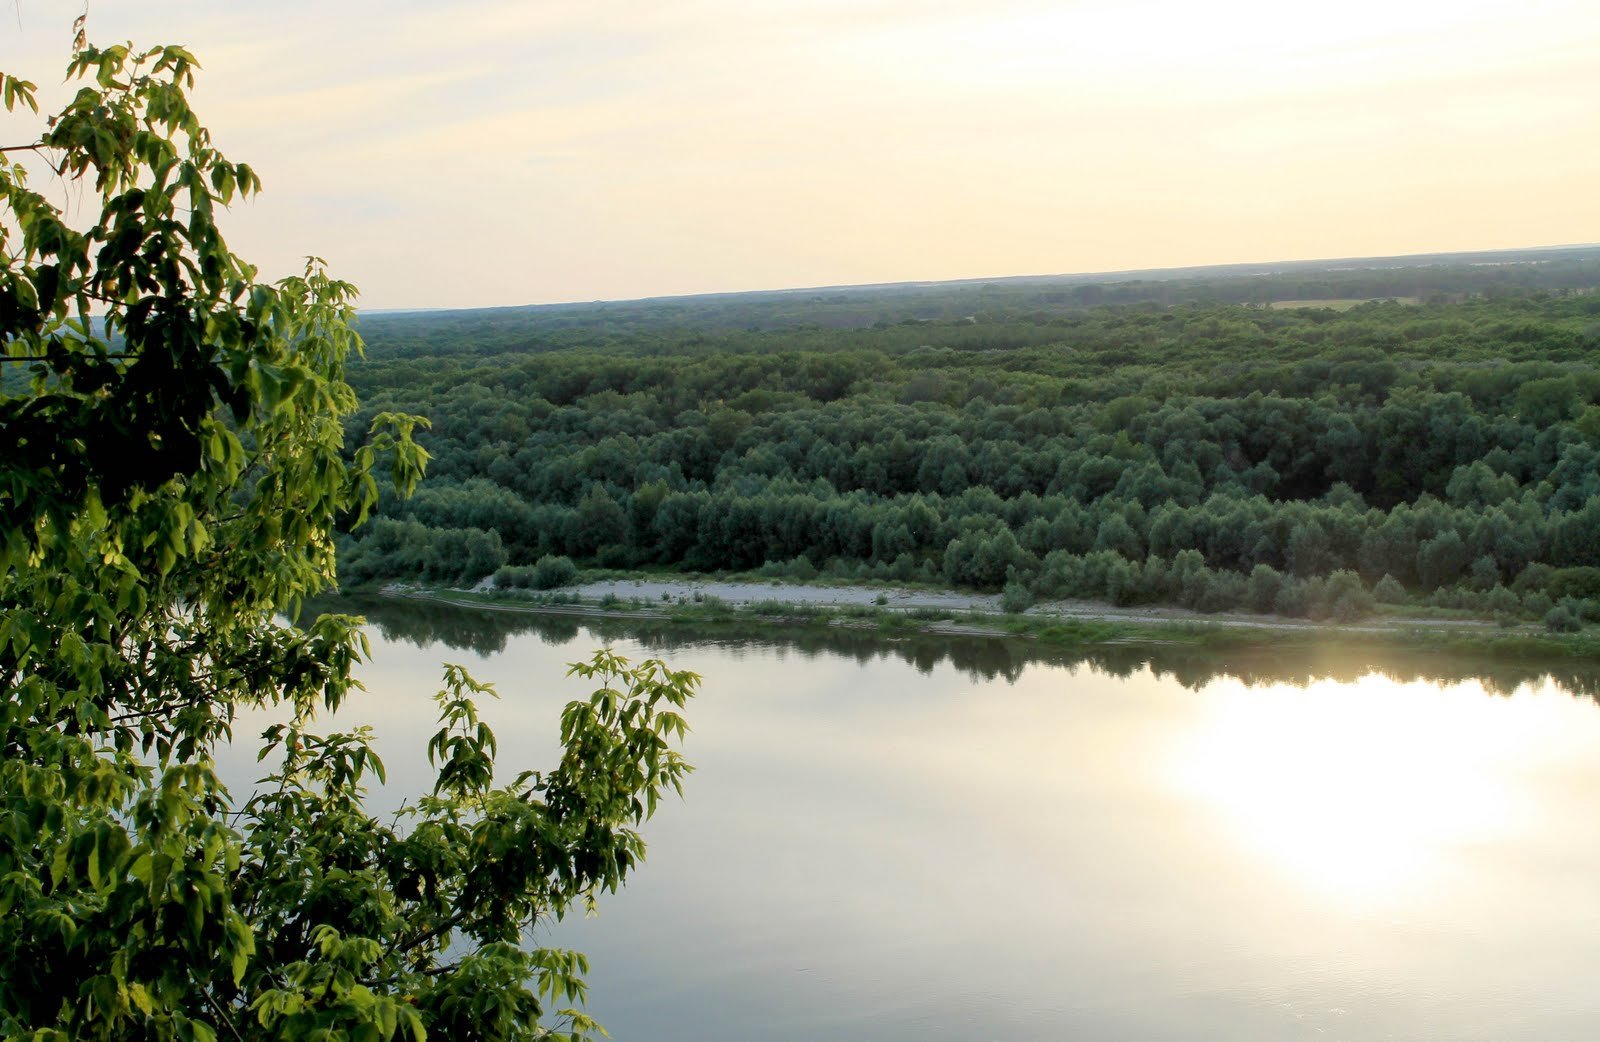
474 576 1504 636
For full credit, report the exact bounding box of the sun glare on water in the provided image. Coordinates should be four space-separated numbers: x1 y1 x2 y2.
1172 674 1565 904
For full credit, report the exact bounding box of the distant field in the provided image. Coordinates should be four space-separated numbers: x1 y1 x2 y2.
1267 297 1419 310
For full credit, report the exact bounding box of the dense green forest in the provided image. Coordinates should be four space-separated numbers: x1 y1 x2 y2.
339 250 1600 629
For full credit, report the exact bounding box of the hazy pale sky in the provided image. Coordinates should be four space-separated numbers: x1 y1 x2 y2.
4 0 1599 308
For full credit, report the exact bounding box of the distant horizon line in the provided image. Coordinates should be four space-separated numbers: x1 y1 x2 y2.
356 240 1600 317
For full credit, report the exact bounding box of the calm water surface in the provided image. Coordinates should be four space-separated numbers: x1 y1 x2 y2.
223 602 1600 1041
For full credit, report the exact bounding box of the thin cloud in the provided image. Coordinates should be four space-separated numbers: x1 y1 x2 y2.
2 0 1597 307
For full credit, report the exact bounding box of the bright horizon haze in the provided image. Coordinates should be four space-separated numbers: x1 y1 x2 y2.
3 0 1598 310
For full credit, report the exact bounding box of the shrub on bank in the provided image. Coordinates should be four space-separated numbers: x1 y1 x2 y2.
1545 604 1582 633
496 554 579 590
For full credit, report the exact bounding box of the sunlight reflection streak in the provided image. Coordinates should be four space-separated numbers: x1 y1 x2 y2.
1170 674 1562 903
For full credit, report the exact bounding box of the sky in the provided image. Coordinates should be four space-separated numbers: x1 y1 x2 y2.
3 0 1599 309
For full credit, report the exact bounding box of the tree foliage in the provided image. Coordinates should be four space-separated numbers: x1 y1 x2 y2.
0 41 695 1041
337 283 1600 625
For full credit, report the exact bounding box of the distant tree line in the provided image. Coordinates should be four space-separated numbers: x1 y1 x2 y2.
339 278 1600 627
356 247 1600 346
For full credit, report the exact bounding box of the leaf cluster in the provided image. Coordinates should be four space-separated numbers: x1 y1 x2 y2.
0 41 694 1042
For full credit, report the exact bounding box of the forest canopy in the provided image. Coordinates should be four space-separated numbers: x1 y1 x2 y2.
340 260 1600 627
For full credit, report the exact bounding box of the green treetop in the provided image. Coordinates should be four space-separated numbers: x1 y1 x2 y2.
0 37 694 1042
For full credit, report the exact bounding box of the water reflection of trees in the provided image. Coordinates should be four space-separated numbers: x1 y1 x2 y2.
307 596 1600 700
301 594 582 656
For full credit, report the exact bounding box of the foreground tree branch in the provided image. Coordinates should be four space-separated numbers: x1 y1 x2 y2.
0 38 694 1042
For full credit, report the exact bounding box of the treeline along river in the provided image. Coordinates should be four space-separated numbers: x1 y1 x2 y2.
339 262 1600 630
222 597 1600 1041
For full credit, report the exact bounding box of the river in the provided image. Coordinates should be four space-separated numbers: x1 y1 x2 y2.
220 597 1600 1041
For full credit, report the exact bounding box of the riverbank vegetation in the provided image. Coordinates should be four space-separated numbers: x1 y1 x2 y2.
329 591 1600 701
337 254 1600 634
470 585 1600 660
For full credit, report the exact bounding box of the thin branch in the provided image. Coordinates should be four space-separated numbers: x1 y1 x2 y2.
0 353 134 362
364 961 464 988
201 989 247 1042
105 695 214 725
390 909 470 962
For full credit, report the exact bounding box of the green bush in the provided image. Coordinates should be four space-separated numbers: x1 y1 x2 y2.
494 563 536 588
1550 567 1600 602
1486 584 1522 619
1247 564 1284 614
1321 569 1375 621
1545 604 1582 633
1000 580 1035 614
1372 573 1407 605
531 553 579 589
